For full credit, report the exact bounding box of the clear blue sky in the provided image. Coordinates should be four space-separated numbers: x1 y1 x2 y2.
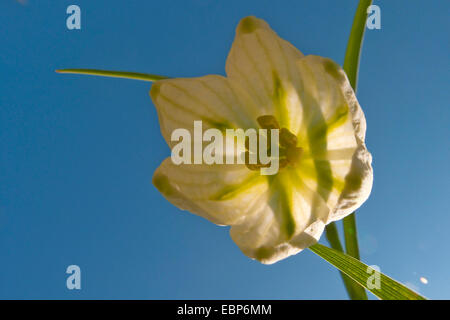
0 0 449 299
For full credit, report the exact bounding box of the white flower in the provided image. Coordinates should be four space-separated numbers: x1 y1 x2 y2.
150 16 373 264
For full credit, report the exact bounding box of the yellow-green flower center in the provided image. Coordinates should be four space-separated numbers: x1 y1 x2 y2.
245 115 303 172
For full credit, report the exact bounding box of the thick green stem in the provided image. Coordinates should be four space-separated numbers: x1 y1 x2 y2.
343 214 362 260
343 0 373 91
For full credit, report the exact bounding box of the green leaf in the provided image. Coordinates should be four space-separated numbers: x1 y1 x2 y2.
325 223 368 300
309 243 427 300
55 69 168 82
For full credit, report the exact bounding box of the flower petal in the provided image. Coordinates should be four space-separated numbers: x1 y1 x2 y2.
225 16 304 132
292 55 373 223
154 159 327 264
150 75 257 148
153 158 268 226
230 168 328 264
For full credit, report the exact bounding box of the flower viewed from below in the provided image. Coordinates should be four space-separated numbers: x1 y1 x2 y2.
150 16 373 264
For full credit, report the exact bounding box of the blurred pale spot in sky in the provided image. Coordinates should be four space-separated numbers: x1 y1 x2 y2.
420 277 429 285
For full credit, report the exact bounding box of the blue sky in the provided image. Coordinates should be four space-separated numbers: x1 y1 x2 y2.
0 0 449 299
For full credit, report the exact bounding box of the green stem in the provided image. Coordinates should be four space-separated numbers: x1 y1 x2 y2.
343 0 373 91
55 69 168 82
343 213 362 260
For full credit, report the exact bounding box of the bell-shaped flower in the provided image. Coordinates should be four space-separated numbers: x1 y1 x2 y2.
151 16 373 264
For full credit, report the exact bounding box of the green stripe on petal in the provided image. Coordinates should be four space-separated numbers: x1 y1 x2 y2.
272 71 290 128
268 174 296 240
153 173 176 197
323 59 346 82
296 56 362 212
313 160 334 201
301 88 334 203
239 16 261 34
150 75 255 148
210 173 265 201
255 246 275 261
326 105 349 133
